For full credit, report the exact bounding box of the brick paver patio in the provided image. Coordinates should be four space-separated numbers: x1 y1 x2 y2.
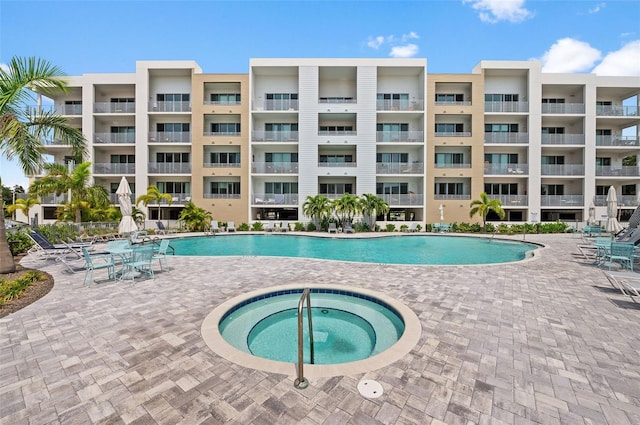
1 233 639 425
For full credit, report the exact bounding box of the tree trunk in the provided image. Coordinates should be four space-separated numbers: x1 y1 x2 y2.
0 205 17 274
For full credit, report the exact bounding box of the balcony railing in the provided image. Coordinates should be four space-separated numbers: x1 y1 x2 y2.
94 133 135 144
204 162 241 168
156 193 191 204
204 131 241 137
485 101 529 113
596 136 640 147
541 103 585 114
254 100 299 111
204 193 241 199
376 131 423 143
434 194 471 200
94 102 135 113
253 193 298 204
435 162 471 169
484 164 528 175
39 194 68 204
377 193 424 205
319 97 357 104
148 131 191 143
204 98 241 105
318 162 357 167
434 100 471 106
435 131 471 137
596 105 639 116
595 166 640 176
252 162 298 173
594 195 639 207
541 164 585 175
108 193 135 204
318 130 357 136
148 101 191 112
541 134 585 145
484 132 529 144
94 163 136 174
58 104 82 115
148 163 192 174
489 195 528 206
376 162 424 174
540 195 583 206
376 100 424 111
251 131 299 142
42 138 72 146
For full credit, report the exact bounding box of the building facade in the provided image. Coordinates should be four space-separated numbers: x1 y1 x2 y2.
27 59 640 228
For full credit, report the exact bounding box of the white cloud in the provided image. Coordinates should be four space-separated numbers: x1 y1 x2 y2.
0 62 9 73
390 44 419 58
540 38 602 73
402 32 419 42
463 0 532 23
367 36 385 49
588 2 606 14
592 40 640 76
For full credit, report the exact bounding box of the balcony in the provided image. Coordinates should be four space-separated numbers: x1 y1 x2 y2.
204 193 241 200
157 193 191 204
318 161 356 168
252 162 298 173
596 166 640 177
434 194 471 200
541 134 585 145
94 102 135 114
484 164 528 175
94 133 135 144
435 162 471 169
253 194 298 204
204 131 241 137
148 101 191 112
94 163 135 174
434 100 471 106
376 131 423 143
541 103 585 114
594 195 638 207
434 131 471 137
59 104 82 115
596 136 640 147
255 100 299 111
376 100 424 111
319 97 357 104
148 131 191 143
148 163 192 174
108 193 135 204
489 195 528 207
596 105 639 116
485 101 529 113
204 162 241 168
42 138 72 146
39 194 68 204
251 131 299 142
484 132 529 144
318 130 357 136
541 164 585 176
377 193 424 205
541 195 583 206
376 162 424 174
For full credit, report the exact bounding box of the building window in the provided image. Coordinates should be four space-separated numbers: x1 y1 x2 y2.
211 182 240 195
156 153 190 163
157 182 189 194
265 182 298 194
542 98 565 104
377 183 408 195
434 182 464 196
320 183 352 195
319 125 353 132
596 186 609 196
485 124 519 133
157 123 190 132
484 153 518 164
319 97 354 103
210 93 240 104
435 93 464 103
542 127 565 134
157 94 190 102
265 123 298 132
622 185 636 196
110 154 135 164
596 157 611 166
436 153 464 165
485 94 519 102
211 123 241 134
266 153 297 163
319 155 353 163
210 152 240 165
376 93 409 109
541 156 565 165
541 184 564 195
377 153 408 163
596 129 612 136
435 123 464 133
484 183 518 195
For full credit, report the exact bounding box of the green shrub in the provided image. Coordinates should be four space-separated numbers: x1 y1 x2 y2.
250 222 263 231
7 230 33 255
238 223 250 231
0 271 44 307
294 222 305 231
385 223 396 232
400 224 408 232
306 222 316 231
353 222 369 232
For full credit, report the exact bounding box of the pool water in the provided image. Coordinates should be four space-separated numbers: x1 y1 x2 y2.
170 234 536 265
219 290 405 365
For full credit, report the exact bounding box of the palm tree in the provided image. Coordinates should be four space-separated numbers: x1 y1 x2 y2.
136 185 173 221
302 194 331 228
0 56 87 273
359 193 389 231
469 192 505 232
179 201 212 232
6 196 40 223
29 162 110 223
332 193 360 226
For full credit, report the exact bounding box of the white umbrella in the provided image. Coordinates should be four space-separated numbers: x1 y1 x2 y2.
439 204 444 222
588 201 596 226
117 176 137 235
606 186 623 234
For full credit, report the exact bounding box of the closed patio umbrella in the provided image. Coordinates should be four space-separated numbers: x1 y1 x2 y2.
588 201 596 226
117 176 138 235
606 186 623 234
439 204 444 222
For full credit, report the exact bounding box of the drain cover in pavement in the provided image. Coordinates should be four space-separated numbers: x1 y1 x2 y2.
357 379 383 398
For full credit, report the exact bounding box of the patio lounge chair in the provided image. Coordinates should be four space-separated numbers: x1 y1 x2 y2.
27 230 83 261
343 222 355 234
227 221 236 232
209 221 220 234
603 270 640 296
264 221 275 232
328 223 338 233
405 223 418 233
280 221 289 232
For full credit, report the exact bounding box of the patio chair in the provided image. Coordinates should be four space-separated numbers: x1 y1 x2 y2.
152 239 171 271
121 246 155 285
27 230 80 261
343 222 355 234
210 221 220 234
405 223 418 233
227 221 236 232
602 270 640 296
264 221 275 232
280 221 289 232
156 221 168 235
82 247 116 287
328 223 338 233
603 242 635 271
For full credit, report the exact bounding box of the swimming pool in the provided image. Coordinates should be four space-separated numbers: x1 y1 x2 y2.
170 234 537 265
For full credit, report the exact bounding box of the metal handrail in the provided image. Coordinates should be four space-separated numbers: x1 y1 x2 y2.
294 288 314 389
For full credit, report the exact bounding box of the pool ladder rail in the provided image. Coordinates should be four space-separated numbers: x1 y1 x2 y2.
294 288 315 389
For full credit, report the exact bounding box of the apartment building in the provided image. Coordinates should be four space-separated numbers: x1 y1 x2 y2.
28 59 640 228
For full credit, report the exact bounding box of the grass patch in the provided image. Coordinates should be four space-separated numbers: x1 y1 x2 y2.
0 270 45 307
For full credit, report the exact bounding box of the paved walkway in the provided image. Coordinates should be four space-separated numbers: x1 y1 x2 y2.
1 233 640 425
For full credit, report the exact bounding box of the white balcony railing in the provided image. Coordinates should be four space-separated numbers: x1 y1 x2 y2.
541 134 585 145
376 100 424 111
58 104 82 115
541 103 585 114
377 193 424 205
541 164 585 176
489 195 528 206
93 163 135 174
148 131 191 143
484 164 528 175
595 136 640 147
484 132 529 144
434 194 471 200
94 102 135 113
318 130 357 136
252 162 298 173
251 131 299 142
376 162 424 174
595 166 640 176
253 194 298 204
318 162 357 167
540 195 583 206
253 100 299 111
148 101 191 112
596 105 639 116
94 133 135 144
376 131 424 143
148 163 192 174
594 195 639 207
435 131 471 137
485 101 529 113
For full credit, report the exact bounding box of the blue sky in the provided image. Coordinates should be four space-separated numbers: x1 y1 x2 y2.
1 0 639 188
